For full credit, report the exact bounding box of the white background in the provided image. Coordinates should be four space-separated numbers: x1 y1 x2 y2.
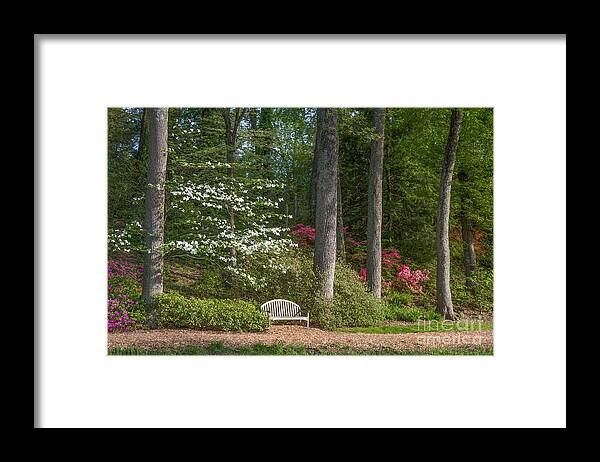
36 35 566 428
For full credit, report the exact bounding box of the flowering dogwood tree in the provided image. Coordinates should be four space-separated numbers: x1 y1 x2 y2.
165 168 296 288
109 161 297 290
108 221 143 253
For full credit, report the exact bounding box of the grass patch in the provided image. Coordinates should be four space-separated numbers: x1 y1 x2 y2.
336 321 493 334
108 341 493 356
109 341 308 356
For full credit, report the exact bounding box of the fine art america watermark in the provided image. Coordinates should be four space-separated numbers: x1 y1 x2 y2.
420 318 488 347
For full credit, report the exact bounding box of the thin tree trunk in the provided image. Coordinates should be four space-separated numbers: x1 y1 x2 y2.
309 109 323 227
222 108 245 174
285 202 289 228
459 170 477 292
223 116 237 271
138 108 147 157
336 170 346 263
250 108 258 159
221 108 245 292
142 108 169 327
136 108 148 190
461 210 477 290
257 107 273 179
436 109 463 320
293 190 298 222
385 163 393 235
313 108 338 302
222 110 236 177
367 108 385 298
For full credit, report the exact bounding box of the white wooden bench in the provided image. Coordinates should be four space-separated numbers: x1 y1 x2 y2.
260 299 309 328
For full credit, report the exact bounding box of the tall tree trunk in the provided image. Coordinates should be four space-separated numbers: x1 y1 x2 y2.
367 108 385 299
336 170 346 263
285 202 289 228
142 108 169 327
460 210 477 291
436 109 463 320
293 190 298 222
222 108 245 291
257 107 273 179
384 163 393 235
138 108 147 157
309 109 323 227
249 108 258 158
458 171 477 292
222 109 239 177
136 108 148 191
313 108 338 302
223 115 237 273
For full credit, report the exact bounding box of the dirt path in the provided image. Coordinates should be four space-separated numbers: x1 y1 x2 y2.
108 325 493 352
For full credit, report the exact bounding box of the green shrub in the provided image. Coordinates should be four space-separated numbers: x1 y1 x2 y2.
326 263 385 328
449 267 493 313
254 251 385 329
154 292 270 332
383 304 443 322
163 263 229 299
384 304 420 321
420 309 443 321
385 290 414 307
471 268 493 311
128 302 148 326
382 288 441 322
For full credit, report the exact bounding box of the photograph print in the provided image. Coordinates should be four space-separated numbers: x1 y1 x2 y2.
107 107 493 356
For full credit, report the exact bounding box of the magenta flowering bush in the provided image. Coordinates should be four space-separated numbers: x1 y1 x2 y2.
377 249 430 294
107 258 145 332
290 224 430 294
393 264 430 294
359 267 367 283
290 223 316 247
108 298 134 332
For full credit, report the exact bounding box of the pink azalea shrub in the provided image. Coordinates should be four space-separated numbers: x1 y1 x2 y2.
108 297 134 332
291 223 316 247
290 224 430 294
347 236 366 247
107 258 144 332
359 267 367 283
393 264 430 294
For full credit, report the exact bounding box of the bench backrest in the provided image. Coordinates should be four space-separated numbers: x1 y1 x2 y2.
260 299 301 317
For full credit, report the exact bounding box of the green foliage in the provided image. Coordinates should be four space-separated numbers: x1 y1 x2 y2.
248 251 385 329
128 303 148 326
312 263 386 329
154 292 270 332
419 309 444 321
381 289 441 321
337 320 491 334
470 268 494 311
164 263 227 299
108 342 493 356
450 267 493 313
108 107 494 326
385 290 414 307
107 108 146 225
203 341 309 355
384 304 419 322
108 342 308 355
382 304 442 322
239 250 316 309
107 258 147 331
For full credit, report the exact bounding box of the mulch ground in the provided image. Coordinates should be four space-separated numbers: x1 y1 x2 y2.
108 325 493 353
